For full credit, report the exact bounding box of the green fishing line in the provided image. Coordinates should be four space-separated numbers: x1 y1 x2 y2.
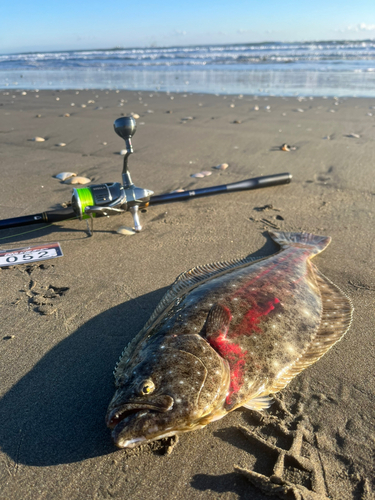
75 187 95 220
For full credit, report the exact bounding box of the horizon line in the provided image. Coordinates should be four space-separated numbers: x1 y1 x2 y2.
2 37 375 57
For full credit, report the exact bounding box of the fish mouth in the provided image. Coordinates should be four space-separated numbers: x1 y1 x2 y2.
106 394 174 430
106 405 156 429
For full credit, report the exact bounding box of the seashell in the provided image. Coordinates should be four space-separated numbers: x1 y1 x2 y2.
131 113 140 119
36 114 42 118
182 116 193 120
191 173 205 178
64 176 91 185
56 143 66 147
71 103 75 106
296 108 304 112
347 133 360 138
81 104 86 108
281 144 290 151
213 163 229 170
120 149 127 155
63 113 70 117
102 142 107 145
55 172 76 181
116 226 136 235
200 171 212 176
32 136 45 142
56 97 60 101
233 120 241 124
230 104 235 108
146 110 154 113
87 100 95 104
253 106 259 111
21 91 27 95
171 189 185 193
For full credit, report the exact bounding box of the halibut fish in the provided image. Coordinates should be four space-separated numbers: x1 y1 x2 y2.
106 231 353 448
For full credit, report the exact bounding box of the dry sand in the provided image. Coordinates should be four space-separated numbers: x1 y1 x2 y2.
0 89 374 500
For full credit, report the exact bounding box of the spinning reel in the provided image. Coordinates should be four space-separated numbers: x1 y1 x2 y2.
71 117 153 232
0 116 292 235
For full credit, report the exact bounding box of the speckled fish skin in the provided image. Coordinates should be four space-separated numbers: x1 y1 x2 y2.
106 231 353 448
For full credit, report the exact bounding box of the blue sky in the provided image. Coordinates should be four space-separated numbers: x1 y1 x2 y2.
1 0 375 54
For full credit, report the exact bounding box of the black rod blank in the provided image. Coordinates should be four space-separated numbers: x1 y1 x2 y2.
149 172 292 205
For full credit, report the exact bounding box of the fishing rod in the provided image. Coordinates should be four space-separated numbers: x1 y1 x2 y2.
0 117 292 235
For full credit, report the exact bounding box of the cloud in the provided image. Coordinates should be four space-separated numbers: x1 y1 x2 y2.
342 22 375 32
172 30 187 37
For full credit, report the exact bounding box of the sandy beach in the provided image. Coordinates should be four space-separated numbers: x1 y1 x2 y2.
0 89 374 500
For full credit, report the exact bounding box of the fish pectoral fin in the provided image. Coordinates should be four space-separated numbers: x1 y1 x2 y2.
242 395 274 411
269 267 353 394
204 304 232 339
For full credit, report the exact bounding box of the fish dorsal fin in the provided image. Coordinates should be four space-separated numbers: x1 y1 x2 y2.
243 395 274 411
113 254 265 382
265 268 353 395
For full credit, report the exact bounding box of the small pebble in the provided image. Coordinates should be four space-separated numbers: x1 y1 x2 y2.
182 116 193 120
230 104 235 108
32 136 45 142
64 176 91 185
296 108 304 112
56 97 60 101
36 114 42 118
102 142 107 145
21 91 27 95
253 106 259 111
87 100 95 104
146 109 154 113
63 113 70 117
213 163 229 170
117 226 136 235
81 104 86 108
55 172 76 181
71 103 75 106
233 120 241 124
56 143 66 147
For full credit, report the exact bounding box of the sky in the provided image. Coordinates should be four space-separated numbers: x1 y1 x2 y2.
1 0 375 54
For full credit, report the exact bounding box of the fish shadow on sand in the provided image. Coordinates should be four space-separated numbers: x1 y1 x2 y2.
0 287 168 467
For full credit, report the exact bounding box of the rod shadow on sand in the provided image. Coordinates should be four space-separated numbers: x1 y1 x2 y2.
0 287 168 467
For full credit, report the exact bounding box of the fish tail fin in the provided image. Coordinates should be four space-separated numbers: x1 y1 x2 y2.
269 231 331 255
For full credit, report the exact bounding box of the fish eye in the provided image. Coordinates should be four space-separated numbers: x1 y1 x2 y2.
139 379 155 396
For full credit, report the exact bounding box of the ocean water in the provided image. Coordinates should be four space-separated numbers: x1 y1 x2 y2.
1 41 375 96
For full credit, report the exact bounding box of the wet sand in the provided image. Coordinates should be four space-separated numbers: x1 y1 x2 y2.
0 89 374 499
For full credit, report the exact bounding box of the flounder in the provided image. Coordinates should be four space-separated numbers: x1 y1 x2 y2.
106 231 353 448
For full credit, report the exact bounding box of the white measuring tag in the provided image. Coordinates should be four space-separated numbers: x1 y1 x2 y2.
0 242 63 267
